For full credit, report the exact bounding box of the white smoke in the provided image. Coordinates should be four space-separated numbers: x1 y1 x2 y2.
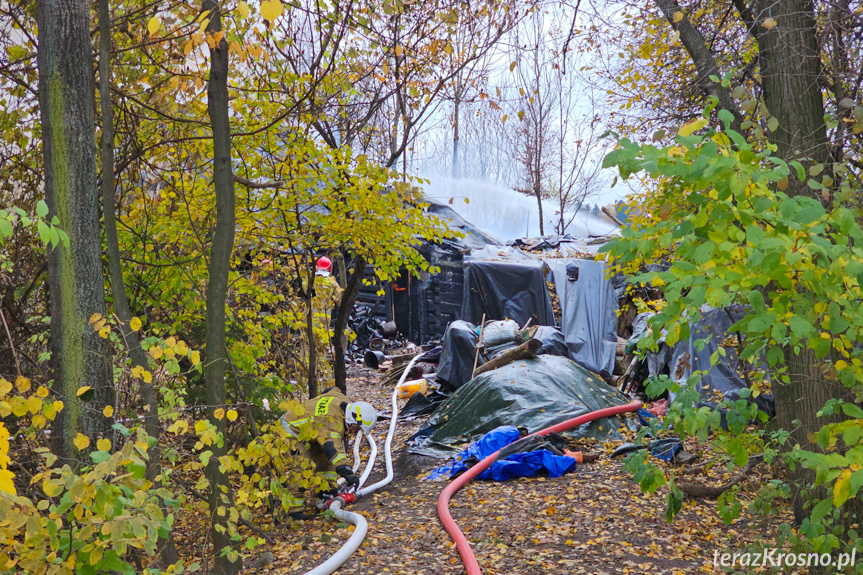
418 175 618 242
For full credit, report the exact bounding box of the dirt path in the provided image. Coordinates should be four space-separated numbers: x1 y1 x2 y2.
227 367 795 574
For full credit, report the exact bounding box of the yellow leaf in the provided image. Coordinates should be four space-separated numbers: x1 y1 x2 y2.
16 376 31 393
99 325 111 338
93 317 107 331
762 17 776 29
190 350 201 365
835 360 848 370
672 11 684 22
76 385 91 397
129 316 142 331
103 405 114 418
147 16 161 35
168 420 189 435
96 438 112 451
395 44 402 57
73 433 90 451
214 408 225 420
174 340 189 355
194 420 208 434
259 0 283 22
227 409 238 422
88 313 102 325
834 468 851 506
150 346 163 360
238 1 250 18
164 336 177 348
54 400 64 413
36 386 49 398
27 396 42 414
0 378 11 396
142 370 153 384
678 118 708 137
42 478 61 497
0 468 13 497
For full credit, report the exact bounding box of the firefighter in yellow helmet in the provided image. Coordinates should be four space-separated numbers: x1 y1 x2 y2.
280 387 377 520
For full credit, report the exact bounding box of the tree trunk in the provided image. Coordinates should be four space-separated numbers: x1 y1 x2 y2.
535 179 544 236
305 262 317 399
452 85 461 180
37 0 114 463
755 0 829 178
333 255 365 393
202 0 242 571
97 0 177 563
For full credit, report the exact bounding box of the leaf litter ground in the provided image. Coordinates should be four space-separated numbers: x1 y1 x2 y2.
175 366 800 574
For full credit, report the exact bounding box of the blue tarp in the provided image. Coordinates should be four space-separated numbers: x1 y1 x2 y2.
427 425 577 481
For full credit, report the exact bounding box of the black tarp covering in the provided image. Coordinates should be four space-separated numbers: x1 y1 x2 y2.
436 322 573 391
669 306 775 415
546 259 619 378
409 355 628 457
460 247 555 328
436 320 482 392
533 326 570 358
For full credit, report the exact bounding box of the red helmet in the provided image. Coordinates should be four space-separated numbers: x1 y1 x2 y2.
316 256 332 272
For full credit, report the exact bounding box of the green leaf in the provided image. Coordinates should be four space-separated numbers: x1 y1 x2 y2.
810 498 832 523
790 161 805 181
747 290 764 313
717 109 734 128
36 200 49 217
789 315 815 338
745 224 764 246
842 403 863 419
692 241 715 264
767 117 779 132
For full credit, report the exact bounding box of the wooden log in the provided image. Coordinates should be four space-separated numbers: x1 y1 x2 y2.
473 339 542 377
616 342 628 356
678 456 762 498
391 352 419 365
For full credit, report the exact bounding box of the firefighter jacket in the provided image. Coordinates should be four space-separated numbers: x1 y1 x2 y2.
284 387 352 475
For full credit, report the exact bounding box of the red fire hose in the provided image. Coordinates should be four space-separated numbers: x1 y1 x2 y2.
436 401 643 575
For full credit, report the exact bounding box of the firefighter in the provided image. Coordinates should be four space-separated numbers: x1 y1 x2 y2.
280 387 377 520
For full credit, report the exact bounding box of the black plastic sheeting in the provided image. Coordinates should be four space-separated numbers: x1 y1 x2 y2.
436 321 574 392
546 259 619 378
460 247 555 328
669 306 775 415
409 355 629 458
436 320 483 392
533 326 570 358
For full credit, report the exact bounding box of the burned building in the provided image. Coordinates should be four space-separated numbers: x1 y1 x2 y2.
353 198 499 345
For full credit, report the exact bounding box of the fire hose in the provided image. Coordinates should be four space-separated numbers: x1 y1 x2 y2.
437 400 643 575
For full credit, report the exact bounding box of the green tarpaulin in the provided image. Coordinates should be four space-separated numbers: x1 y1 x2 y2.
410 355 629 457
